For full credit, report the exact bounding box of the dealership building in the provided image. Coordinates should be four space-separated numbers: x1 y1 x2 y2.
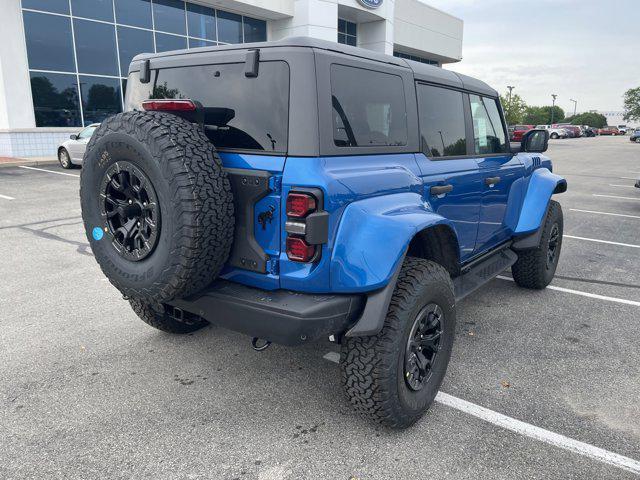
0 0 463 158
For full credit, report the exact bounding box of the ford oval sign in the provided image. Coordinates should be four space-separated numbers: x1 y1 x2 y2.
357 0 383 8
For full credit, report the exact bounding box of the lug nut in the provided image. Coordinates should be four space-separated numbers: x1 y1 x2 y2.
128 199 132 204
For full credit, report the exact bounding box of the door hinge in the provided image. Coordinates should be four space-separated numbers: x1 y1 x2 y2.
268 175 282 194
267 257 279 275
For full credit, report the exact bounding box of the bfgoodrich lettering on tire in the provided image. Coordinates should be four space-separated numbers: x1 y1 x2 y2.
80 111 234 303
340 257 456 429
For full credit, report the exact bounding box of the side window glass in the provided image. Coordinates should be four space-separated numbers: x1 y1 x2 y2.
330 64 407 147
469 95 507 154
78 126 96 139
416 84 467 157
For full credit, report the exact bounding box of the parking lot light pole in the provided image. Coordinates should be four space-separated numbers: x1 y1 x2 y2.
570 98 577 117
551 94 557 125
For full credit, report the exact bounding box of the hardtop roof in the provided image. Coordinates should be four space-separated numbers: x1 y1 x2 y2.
132 36 497 97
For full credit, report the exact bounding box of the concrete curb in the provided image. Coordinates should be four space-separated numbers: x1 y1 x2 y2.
0 158 59 169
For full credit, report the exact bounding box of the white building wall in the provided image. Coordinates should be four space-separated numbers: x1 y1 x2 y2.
0 0 463 157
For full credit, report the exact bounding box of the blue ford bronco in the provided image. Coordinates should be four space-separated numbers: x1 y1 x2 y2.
80 38 567 428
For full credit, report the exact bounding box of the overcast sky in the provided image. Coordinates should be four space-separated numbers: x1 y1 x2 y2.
427 0 639 114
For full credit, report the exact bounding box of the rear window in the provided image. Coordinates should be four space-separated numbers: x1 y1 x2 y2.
330 64 407 147
125 61 290 153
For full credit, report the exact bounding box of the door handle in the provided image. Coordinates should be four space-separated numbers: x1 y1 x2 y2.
430 184 453 196
484 176 501 186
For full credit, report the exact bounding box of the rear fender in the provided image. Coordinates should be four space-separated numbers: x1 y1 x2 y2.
514 168 567 236
330 192 456 292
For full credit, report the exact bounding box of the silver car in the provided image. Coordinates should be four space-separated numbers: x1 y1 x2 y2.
57 124 99 169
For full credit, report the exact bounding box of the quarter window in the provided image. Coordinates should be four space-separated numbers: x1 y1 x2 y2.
416 84 467 157
330 65 407 147
469 95 508 154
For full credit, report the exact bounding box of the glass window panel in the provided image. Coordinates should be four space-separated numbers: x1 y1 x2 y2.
118 26 154 76
74 19 118 76
242 17 266 43
346 21 357 36
30 72 81 127
23 11 75 72
217 10 242 44
469 94 507 154
78 125 98 138
124 62 290 152
345 35 356 46
338 18 346 33
330 65 407 147
71 0 113 22
155 32 187 52
114 0 152 28
22 0 69 14
187 3 215 40
153 0 186 35
79 75 122 124
416 84 467 157
188 38 216 48
337 33 346 45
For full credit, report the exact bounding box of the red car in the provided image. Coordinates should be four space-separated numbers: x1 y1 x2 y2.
510 124 534 141
598 126 620 136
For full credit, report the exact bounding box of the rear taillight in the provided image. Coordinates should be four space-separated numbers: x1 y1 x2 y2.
285 190 327 263
286 192 316 218
141 99 197 111
286 236 316 262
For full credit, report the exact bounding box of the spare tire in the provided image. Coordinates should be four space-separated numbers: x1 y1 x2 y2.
80 111 234 302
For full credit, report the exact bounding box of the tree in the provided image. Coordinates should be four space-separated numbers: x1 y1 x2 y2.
500 93 526 125
623 87 640 122
521 105 564 125
565 112 607 128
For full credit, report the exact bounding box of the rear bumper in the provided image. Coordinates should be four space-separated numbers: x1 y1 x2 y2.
168 280 365 346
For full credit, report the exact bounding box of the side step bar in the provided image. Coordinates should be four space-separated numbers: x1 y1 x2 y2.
453 248 518 301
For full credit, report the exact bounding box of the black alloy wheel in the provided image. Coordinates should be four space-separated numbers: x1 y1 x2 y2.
546 223 560 269
100 161 160 261
404 303 443 391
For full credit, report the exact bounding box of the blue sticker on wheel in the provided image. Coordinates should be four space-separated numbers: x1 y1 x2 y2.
92 227 104 241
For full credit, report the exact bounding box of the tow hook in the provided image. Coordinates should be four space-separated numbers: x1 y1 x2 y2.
251 337 271 352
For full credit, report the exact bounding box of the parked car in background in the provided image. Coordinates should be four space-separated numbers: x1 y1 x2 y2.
536 125 568 139
582 126 597 137
617 125 628 134
57 124 100 168
630 128 640 142
553 124 582 138
598 126 620 136
510 124 534 141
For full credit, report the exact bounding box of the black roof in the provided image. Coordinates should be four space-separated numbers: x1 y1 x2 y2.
133 37 497 97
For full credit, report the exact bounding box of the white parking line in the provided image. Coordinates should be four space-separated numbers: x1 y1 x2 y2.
593 194 640 201
497 276 640 307
0 193 15 200
609 184 635 188
19 166 79 178
570 208 640 220
435 392 640 476
322 353 640 474
564 235 640 249
619 177 638 180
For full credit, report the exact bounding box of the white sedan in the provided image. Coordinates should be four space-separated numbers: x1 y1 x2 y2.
57 124 99 169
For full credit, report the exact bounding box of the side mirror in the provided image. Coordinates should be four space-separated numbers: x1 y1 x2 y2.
70 134 78 140
521 129 549 153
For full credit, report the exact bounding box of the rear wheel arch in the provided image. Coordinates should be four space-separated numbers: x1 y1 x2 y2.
407 224 460 278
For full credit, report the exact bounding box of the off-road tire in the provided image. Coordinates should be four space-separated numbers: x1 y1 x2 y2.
512 200 563 289
340 257 456 429
129 298 208 334
80 111 234 303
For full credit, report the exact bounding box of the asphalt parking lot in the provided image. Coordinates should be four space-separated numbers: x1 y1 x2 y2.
1 136 639 479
